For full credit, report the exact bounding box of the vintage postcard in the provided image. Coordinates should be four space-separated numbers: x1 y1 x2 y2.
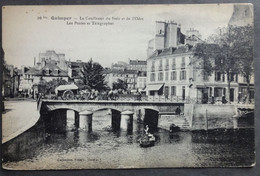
2 4 254 170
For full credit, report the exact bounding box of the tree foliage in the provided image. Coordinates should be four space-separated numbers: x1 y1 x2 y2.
45 78 68 94
112 79 127 90
81 59 107 91
193 25 253 103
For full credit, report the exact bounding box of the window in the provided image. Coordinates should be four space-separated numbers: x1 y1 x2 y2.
158 72 164 81
172 58 176 70
230 73 238 82
165 86 169 98
181 57 185 68
151 61 155 72
214 88 223 97
165 59 169 70
171 71 177 80
243 76 247 82
159 60 163 71
45 68 50 75
171 86 176 96
150 73 155 82
165 72 169 81
180 70 186 80
54 69 59 75
203 71 209 81
215 72 221 81
150 91 155 96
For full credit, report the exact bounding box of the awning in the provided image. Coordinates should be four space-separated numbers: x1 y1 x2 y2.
140 88 146 92
147 84 164 91
55 83 78 94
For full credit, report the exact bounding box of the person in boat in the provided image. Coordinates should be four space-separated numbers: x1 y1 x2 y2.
144 125 149 135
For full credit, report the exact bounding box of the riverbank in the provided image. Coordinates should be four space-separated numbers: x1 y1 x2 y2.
2 100 40 143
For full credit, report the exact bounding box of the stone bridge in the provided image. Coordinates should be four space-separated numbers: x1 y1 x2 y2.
38 100 254 133
38 99 184 133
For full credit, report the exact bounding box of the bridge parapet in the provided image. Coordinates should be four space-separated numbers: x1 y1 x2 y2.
38 99 184 115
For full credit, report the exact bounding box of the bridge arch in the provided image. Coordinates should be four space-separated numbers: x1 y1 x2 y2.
143 107 160 112
92 107 122 113
43 108 80 133
91 107 122 131
143 108 159 133
48 107 80 114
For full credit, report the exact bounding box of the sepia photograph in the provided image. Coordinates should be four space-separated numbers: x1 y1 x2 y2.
1 4 255 170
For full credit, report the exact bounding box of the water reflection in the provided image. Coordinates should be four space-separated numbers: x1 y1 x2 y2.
2 113 255 168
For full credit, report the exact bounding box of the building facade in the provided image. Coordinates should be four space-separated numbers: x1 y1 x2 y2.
136 71 147 91
36 50 68 71
19 61 69 97
147 45 242 104
104 69 138 90
2 49 21 98
147 21 185 58
128 59 147 72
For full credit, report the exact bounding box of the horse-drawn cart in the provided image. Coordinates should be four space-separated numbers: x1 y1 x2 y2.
55 84 79 100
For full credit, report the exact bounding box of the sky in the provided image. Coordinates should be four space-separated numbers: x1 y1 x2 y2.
2 4 234 68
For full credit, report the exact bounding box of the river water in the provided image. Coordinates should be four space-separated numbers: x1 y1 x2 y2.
2 110 255 170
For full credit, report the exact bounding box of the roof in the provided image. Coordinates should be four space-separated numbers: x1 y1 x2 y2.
71 68 83 78
104 69 138 75
25 62 68 77
55 83 78 93
149 45 194 59
129 60 147 65
25 67 42 76
69 61 85 68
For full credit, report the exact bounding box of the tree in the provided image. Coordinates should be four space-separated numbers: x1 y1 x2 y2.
45 78 68 94
233 25 253 103
112 79 127 90
194 25 253 103
81 59 107 91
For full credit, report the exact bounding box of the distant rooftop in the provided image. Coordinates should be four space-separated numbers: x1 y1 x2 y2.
129 59 147 65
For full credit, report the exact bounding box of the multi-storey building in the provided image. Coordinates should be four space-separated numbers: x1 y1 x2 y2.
2 49 21 98
128 59 147 72
19 59 69 97
136 71 147 91
111 59 147 72
35 50 68 71
111 61 127 71
147 21 185 58
104 69 138 90
147 44 242 103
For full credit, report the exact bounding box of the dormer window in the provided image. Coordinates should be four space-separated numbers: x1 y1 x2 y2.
54 69 59 75
45 68 50 75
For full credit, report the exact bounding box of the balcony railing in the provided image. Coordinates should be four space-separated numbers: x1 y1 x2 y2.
172 64 176 70
158 66 163 71
165 65 169 71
